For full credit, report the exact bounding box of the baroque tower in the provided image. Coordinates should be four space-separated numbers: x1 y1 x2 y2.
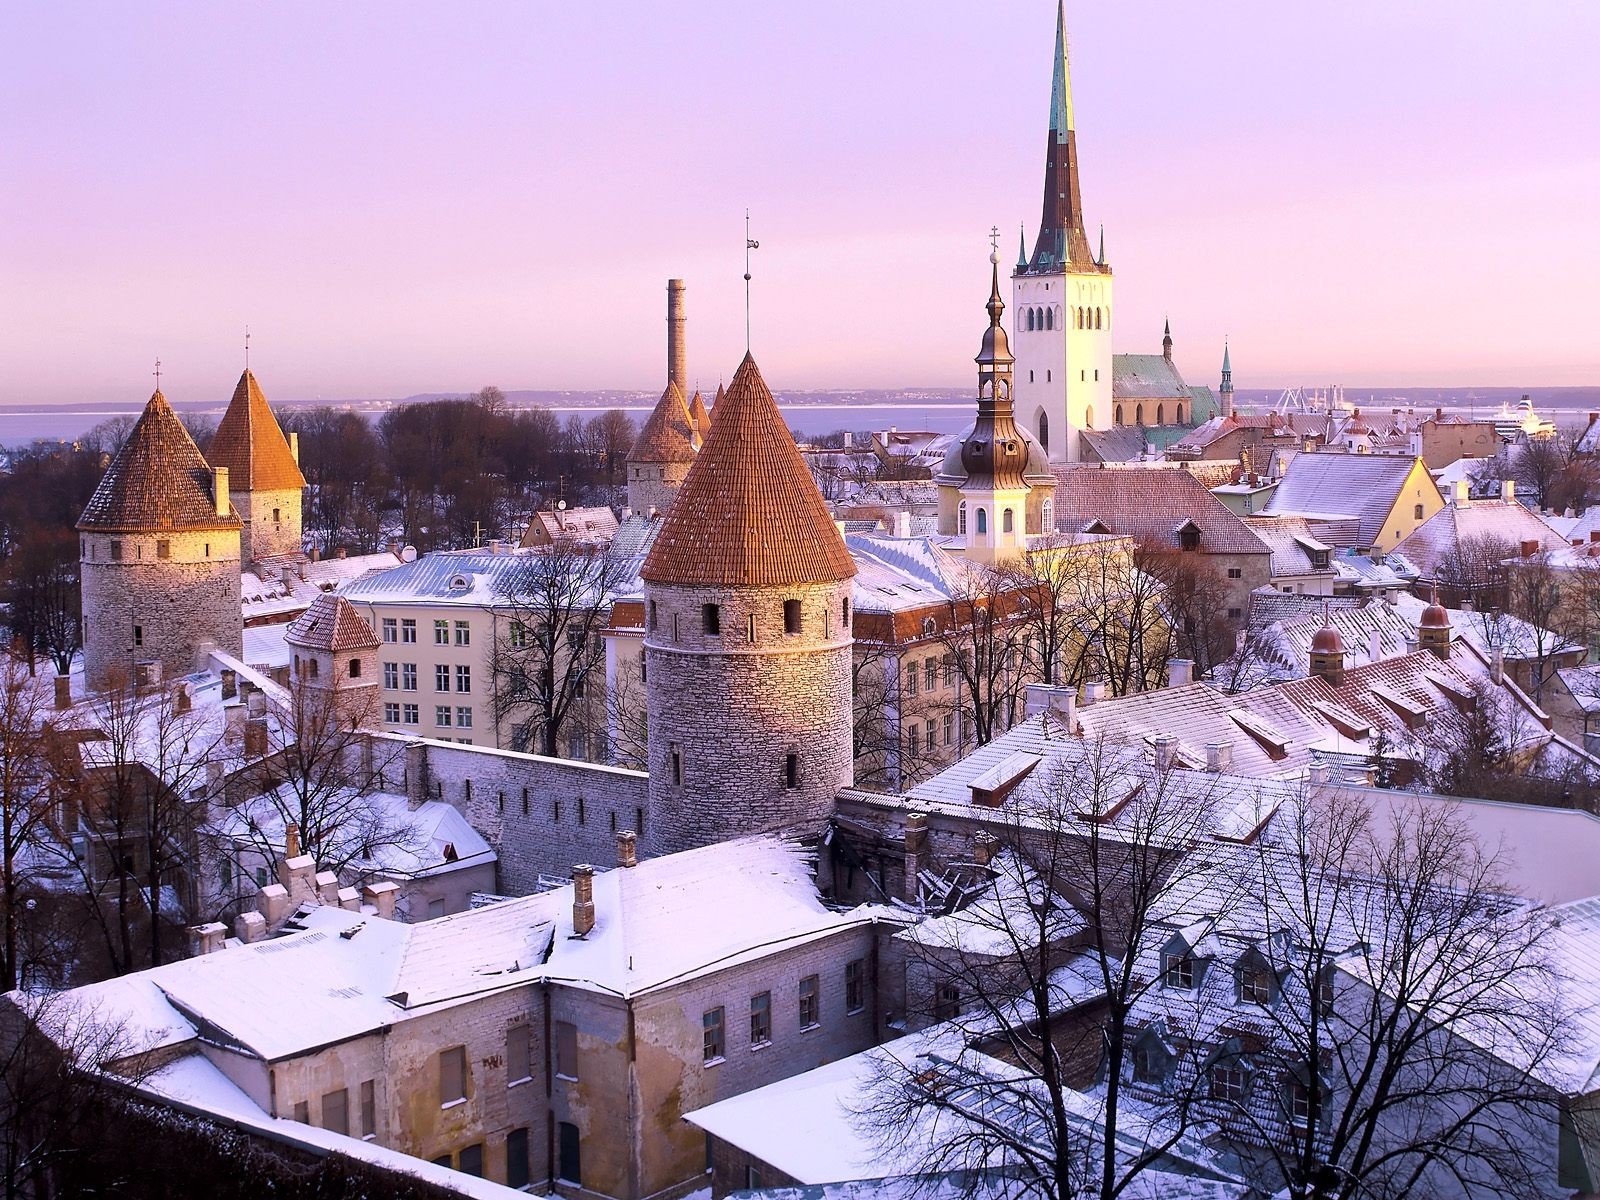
640 354 857 855
936 252 1057 562
207 369 307 567
1012 1 1113 464
77 388 243 690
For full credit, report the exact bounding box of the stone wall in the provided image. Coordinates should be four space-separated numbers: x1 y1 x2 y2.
235 485 304 565
81 528 242 690
644 580 854 855
627 461 691 520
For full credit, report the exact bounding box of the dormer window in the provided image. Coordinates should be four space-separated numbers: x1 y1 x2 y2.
1178 522 1201 552
1163 953 1195 989
1237 958 1274 1006
448 574 470 591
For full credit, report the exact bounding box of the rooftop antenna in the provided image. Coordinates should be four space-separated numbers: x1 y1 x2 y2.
152 357 162 391
744 209 759 352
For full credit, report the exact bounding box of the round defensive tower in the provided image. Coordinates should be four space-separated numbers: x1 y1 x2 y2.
639 353 857 855
77 388 243 691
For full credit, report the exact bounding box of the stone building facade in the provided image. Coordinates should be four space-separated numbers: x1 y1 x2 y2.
206 368 307 566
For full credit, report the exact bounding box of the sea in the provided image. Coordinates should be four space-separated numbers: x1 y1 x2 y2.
4 386 1599 450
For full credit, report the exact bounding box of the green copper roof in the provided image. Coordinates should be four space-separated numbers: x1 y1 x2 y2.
1017 225 1028 270
1049 0 1074 135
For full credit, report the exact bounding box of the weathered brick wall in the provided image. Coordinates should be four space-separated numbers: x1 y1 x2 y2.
644 580 854 855
708 1137 801 1198
234 485 303 565
81 529 243 690
374 735 651 893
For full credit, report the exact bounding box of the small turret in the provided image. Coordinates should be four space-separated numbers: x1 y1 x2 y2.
1162 318 1174 363
1309 604 1346 686
1418 586 1452 660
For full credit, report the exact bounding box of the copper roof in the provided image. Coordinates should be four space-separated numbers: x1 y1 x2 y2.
642 354 856 588
285 593 380 652
688 389 711 443
629 380 697 464
208 370 307 492
78 390 240 533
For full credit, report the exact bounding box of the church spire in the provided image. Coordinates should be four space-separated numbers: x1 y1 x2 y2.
1027 1 1097 275
1163 319 1173 362
1220 342 1234 418
1017 225 1028 272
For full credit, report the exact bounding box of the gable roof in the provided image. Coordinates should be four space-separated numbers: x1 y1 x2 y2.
642 354 856 587
1241 516 1335 579
78 390 240 533
1050 467 1270 555
1263 452 1434 547
1112 354 1190 401
207 370 307 493
284 593 380 652
1395 498 1565 577
629 380 697 464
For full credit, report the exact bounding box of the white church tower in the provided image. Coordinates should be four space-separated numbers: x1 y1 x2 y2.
1012 1 1113 465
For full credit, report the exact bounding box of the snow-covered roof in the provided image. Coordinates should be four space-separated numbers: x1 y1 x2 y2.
241 551 403 623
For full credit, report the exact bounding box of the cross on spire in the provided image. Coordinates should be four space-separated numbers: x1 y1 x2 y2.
152 358 162 390
989 225 1000 256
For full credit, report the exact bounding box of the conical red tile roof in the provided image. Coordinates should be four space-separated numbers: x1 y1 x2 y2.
286 592 380 652
78 390 240 532
629 380 697 464
688 389 711 443
642 354 855 587
208 369 307 492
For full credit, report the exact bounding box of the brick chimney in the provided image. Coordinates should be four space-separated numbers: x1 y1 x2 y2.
285 822 301 860
244 717 268 757
572 865 596 937
616 830 638 868
1520 538 1540 559
1205 741 1232 773
1169 659 1194 688
212 466 230 518
903 812 929 904
1152 734 1177 772
363 881 399 921
221 668 237 700
188 922 228 956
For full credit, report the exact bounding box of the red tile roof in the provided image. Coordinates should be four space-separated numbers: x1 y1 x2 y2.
688 390 711 443
1050 467 1270 555
629 380 697 464
285 593 380 652
207 370 307 492
78 390 241 533
642 354 856 588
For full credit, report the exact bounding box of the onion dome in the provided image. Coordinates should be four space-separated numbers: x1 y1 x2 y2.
1310 604 1344 654
208 369 307 492
1419 586 1451 629
78 389 240 533
642 354 855 587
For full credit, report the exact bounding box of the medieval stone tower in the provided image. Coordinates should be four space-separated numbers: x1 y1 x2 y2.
626 280 699 516
77 388 243 690
1012 0 1113 464
640 353 857 854
206 368 307 567
285 592 383 729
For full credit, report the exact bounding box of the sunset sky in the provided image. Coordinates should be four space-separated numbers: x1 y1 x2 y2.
3 1 1598 406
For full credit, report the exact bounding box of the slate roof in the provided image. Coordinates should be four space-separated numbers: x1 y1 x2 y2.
1112 354 1190 401
1240 516 1334 579
207 370 307 493
629 380 697 464
284 593 380 652
642 354 856 587
1263 452 1431 547
1050 467 1271 555
1079 426 1154 463
1395 498 1566 577
78 390 240 533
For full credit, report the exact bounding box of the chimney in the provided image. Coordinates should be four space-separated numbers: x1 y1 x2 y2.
205 760 224 791
1460 597 1474 613
315 871 340 906
616 830 638 869
903 812 929 904
285 822 301 860
134 660 162 691
309 546 320 562
1491 648 1505 685
172 681 192 715
279 854 317 903
666 279 687 393
188 922 228 957
1435 406 1444 421
1403 634 1420 655
289 430 300 464
1169 658 1194 688
1501 479 1516 505
405 741 430 810
1520 538 1540 559
363 880 399 921
572 865 596 937
234 910 266 944
221 668 237 700
1023 683 1076 729
1205 741 1232 773
52 674 71 709
1083 680 1106 706
1307 757 1332 786
1454 479 1471 508
244 717 268 757
1152 734 1177 772
338 887 362 912
971 831 998 867
280 566 296 590
894 510 912 539
258 883 290 927
212 466 230 517
1367 629 1383 663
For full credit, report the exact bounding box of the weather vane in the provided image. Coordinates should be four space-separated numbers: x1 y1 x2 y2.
244 326 251 370
152 357 162 390
744 209 760 352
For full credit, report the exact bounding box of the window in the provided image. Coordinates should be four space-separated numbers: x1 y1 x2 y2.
976 508 987 535
1288 1079 1312 1128
508 620 527 649
942 653 955 687
384 702 400 723
457 1143 483 1177
842 597 850 628
1317 967 1336 1016
785 752 799 789
454 620 470 646
905 661 918 697
220 857 233 888
1226 567 1242 579
1210 1063 1246 1104
1163 953 1195 989
156 539 170 559
506 1128 530 1189
1042 498 1053 530
905 724 919 758
457 664 471 693
457 706 473 729
1179 525 1200 552
434 619 449 645
1238 963 1273 1006
293 1100 309 1123
439 1046 466 1105
703 1007 726 1063
671 743 682 786
133 625 143 648
1414 503 1425 520
507 1024 532 1084
1003 508 1015 534
360 1080 376 1138
1228 607 1242 620
382 618 397 642
933 984 960 1020
750 992 772 1046
110 540 123 561
1156 405 1165 425
402 703 419 724
436 706 453 728
846 959 866 1013
558 1123 581 1186
943 713 954 746
577 796 586 825
348 657 361 678
554 1020 578 1080
401 663 417 691
647 601 658 632
383 662 398 688
428 897 447 919
701 603 720 635
436 664 451 692
799 974 820 1029
1132 1045 1164 1085
924 658 936 690
925 719 936 751
321 1088 348 1136
401 619 417 643
783 599 802 634
958 500 968 536
748 1167 765 1190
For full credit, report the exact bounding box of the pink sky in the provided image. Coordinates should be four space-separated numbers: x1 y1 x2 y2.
2 1 1598 406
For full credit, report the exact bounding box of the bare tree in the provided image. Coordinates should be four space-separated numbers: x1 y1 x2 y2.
1055 537 1173 697
1434 532 1517 611
603 651 649 770
0 658 54 992
1412 678 1590 806
932 568 1034 750
488 539 635 757
4 527 81 677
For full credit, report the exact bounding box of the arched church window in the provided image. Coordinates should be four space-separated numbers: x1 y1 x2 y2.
1085 406 1095 428
976 508 988 535
1044 308 1053 331
1042 499 1054 531
1136 405 1144 426
1115 405 1124 426
1176 404 1185 424
1038 411 1049 451
1157 404 1165 425
1046 371 1051 383
1003 509 1015 534
958 501 968 535
1029 371 1034 383
1025 309 1035 332
1095 308 1103 330
1054 306 1062 329
1076 308 1084 329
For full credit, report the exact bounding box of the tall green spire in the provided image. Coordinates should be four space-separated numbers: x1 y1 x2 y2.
1097 224 1105 266
1017 225 1028 271
1049 0 1074 134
